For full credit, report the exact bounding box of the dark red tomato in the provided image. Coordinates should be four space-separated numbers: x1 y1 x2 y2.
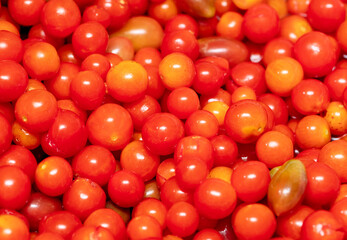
210 135 238 167
161 30 199 60
166 202 199 237
331 198 347 236
84 208 127 240
34 232 64 240
127 215 162 240
86 103 133 151
38 211 82 239
35 156 73 197
0 31 23 62
0 214 30 240
276 205 314 240
133 198 167 230
258 93 288 125
72 22 108 59
80 54 111 79
0 114 11 155
232 203 277 240
307 0 345 33
165 14 198 37
128 0 148 15
0 145 37 182
20 192 62 231
291 79 330 115
71 226 114 240
194 178 237 220
124 95 161 131
82 5 111 28
175 157 208 191
8 0 44 26
41 109 88 158
70 70 105 110
142 113 184 155
108 170 145 208
167 87 200 119
96 0 131 31
63 178 106 221
0 166 31 210
293 31 337 77
27 24 64 49
40 0 81 38
242 4 279 44
160 177 193 208
231 161 271 203
185 110 219 139
174 136 214 170
324 69 347 101
22 42 60 80
58 44 82 65
72 145 116 187
304 162 340 208
193 61 226 95
0 60 28 102
228 62 266 95
301 210 344 240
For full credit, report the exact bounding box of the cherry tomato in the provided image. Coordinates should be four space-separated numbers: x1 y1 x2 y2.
0 214 29 240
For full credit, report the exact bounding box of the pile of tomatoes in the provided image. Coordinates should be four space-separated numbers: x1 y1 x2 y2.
1 0 347 239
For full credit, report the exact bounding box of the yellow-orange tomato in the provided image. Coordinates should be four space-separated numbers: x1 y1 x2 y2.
12 121 41 150
265 57 303 97
106 61 148 103
144 179 160 200
295 115 331 149
231 86 256 104
233 0 264 10
280 15 312 43
111 16 164 51
324 101 347 136
202 101 229 126
216 11 244 40
208 166 233 183
287 0 311 15
267 0 288 19
159 53 196 90
0 20 19 35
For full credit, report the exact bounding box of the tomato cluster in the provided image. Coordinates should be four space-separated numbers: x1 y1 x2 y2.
1 0 347 239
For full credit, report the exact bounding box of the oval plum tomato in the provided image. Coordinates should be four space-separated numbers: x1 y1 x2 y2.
0 166 31 210
63 178 106 221
106 60 148 102
127 215 162 240
86 103 133 151
35 156 73 197
84 208 127 240
224 100 268 144
72 21 108 59
194 178 237 220
22 42 60 81
41 109 88 158
72 145 116 187
0 60 28 102
242 3 280 44
40 0 81 38
166 202 199 237
232 203 277 240
70 70 105 110
231 161 271 203
38 211 82 239
307 0 345 33
0 214 30 240
301 210 344 240
304 162 340 208
142 113 184 155
293 31 338 77
20 192 62 231
108 170 145 208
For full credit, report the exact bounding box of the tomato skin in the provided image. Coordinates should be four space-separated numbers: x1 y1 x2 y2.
0 214 30 240
40 0 81 38
71 226 115 240
0 114 12 155
0 60 28 102
330 198 347 236
0 31 23 62
127 215 163 240
86 103 133 151
108 170 145 208
160 177 193 208
8 0 45 26
0 166 31 210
